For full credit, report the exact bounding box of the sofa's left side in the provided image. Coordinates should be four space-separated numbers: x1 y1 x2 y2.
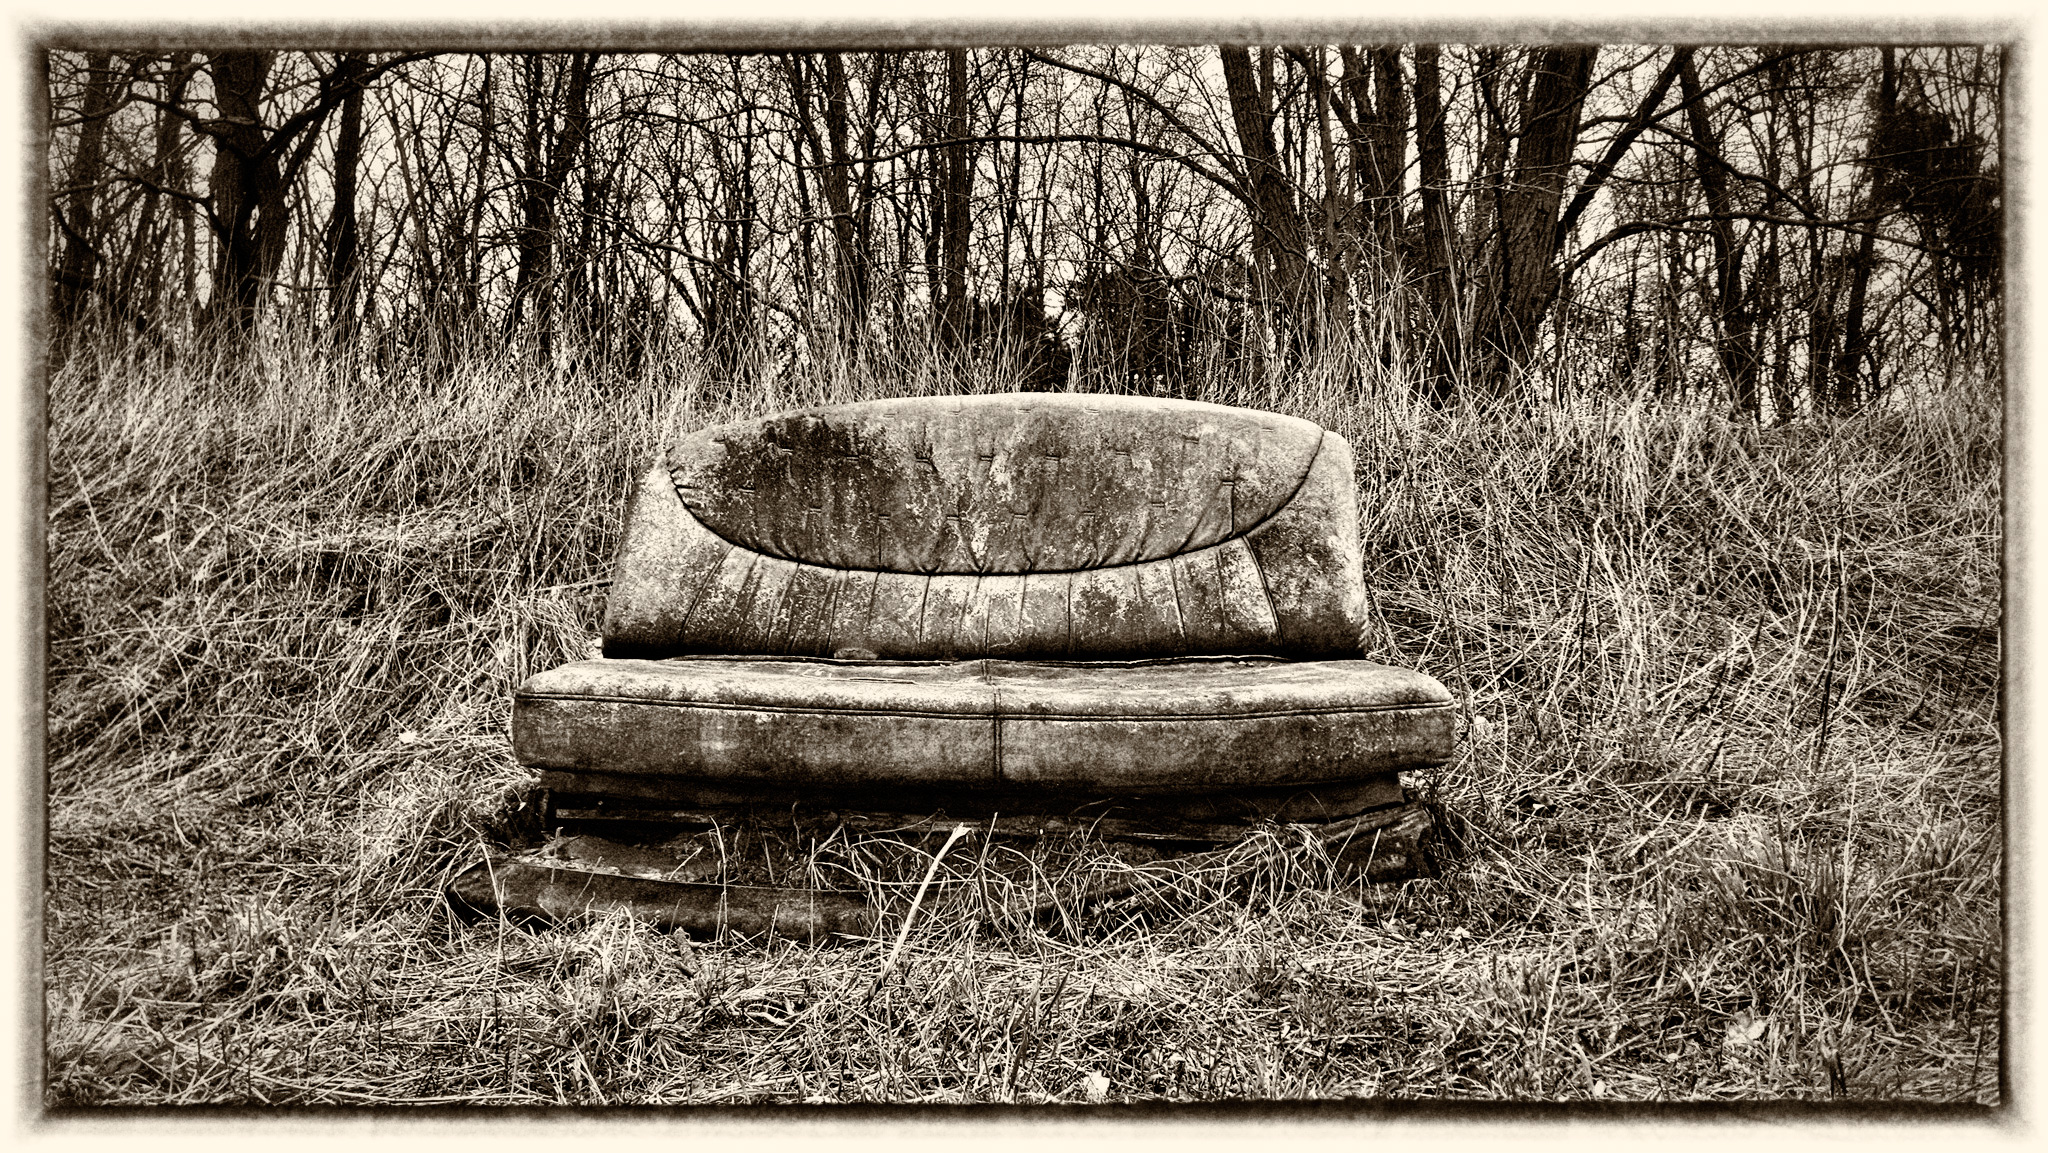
599 462 733 659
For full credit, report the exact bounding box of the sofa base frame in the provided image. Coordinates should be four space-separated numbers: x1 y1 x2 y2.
448 795 1437 940
534 767 1406 830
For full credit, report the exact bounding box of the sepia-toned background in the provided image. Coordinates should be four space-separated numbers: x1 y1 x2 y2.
40 29 2001 1106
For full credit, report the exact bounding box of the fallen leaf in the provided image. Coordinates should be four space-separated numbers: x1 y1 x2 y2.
1725 1012 1769 1046
1082 1071 1111 1102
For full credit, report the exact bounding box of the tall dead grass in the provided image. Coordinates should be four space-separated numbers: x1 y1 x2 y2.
43 336 1999 1105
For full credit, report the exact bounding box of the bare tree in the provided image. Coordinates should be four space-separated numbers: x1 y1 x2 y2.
42 43 1998 410
1468 46 1597 398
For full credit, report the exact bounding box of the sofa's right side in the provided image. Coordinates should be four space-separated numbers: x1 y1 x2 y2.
1244 431 1372 660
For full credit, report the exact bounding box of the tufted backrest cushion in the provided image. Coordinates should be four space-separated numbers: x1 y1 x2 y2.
602 393 1368 660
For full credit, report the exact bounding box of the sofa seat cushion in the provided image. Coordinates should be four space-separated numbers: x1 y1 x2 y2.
513 654 1454 796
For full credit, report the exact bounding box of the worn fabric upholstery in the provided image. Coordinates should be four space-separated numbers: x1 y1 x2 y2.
515 655 1454 793
602 393 1369 660
514 393 1454 803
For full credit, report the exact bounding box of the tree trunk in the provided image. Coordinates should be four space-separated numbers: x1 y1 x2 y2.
201 50 379 341
1309 49 1353 333
1832 229 1878 413
937 49 973 347
52 51 114 333
116 56 195 343
1470 48 1512 280
1220 45 1314 355
323 53 367 336
785 53 866 349
508 52 596 345
822 53 870 341
443 54 494 335
1469 46 1597 399
1340 46 1408 259
1781 52 1837 415
1413 45 1460 403
1832 48 1897 413
204 50 281 337
999 50 1027 304
1679 53 1761 417
1371 47 1412 369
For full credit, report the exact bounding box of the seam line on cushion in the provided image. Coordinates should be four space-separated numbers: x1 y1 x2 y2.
535 768 1410 791
768 560 804 655
816 563 844 655
988 658 1005 784
519 697 996 719
1166 554 1188 646
630 652 1296 668
514 695 1453 721
994 701 1452 721
1063 575 1075 655
1246 542 1282 643
978 573 992 655
676 532 735 637
665 431 1332 577
859 567 882 649
916 574 933 645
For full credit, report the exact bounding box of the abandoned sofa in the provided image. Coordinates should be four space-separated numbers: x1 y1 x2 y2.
511 392 1454 824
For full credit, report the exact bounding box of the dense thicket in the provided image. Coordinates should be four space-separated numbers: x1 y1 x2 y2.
44 44 2001 414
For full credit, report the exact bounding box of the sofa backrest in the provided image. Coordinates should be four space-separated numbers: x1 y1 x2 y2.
601 393 1367 660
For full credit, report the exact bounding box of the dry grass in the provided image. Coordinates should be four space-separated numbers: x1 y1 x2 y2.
43 337 2000 1106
